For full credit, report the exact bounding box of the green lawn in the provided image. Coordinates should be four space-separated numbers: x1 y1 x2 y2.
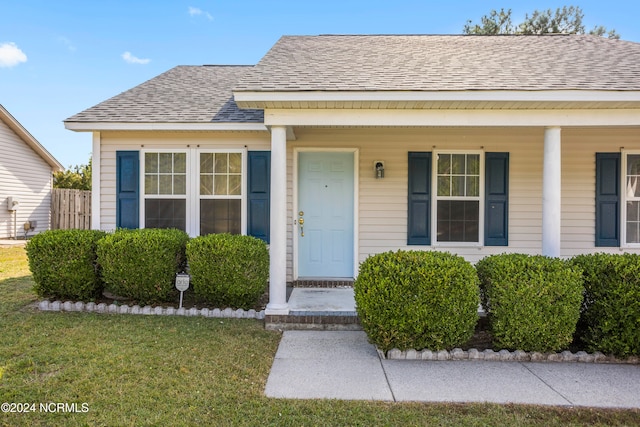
1 246 639 426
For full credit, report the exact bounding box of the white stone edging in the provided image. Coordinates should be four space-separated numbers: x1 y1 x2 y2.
38 300 265 320
379 347 639 364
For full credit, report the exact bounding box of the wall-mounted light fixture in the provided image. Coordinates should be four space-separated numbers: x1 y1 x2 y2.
374 161 385 179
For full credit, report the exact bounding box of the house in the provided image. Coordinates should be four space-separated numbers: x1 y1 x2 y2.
1 104 63 239
65 34 640 316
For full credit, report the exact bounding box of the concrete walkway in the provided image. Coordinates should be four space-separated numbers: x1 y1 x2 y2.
266 331 640 408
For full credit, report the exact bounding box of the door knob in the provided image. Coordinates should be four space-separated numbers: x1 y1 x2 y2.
298 211 305 237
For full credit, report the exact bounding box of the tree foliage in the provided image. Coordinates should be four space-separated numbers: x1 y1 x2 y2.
464 5 620 39
53 158 92 190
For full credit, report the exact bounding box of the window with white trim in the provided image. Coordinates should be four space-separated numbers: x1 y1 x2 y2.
434 152 483 243
624 153 640 244
199 152 243 235
144 151 187 231
141 149 245 236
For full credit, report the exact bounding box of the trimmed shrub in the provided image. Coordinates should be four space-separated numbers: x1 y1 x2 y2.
97 228 189 304
354 250 479 352
186 234 269 310
476 254 583 352
571 253 640 357
26 229 106 300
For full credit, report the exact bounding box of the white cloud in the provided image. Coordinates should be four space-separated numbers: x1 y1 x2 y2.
0 42 27 68
122 51 150 65
188 6 213 20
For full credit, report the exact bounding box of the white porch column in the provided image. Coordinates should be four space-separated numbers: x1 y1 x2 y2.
266 126 289 314
91 132 101 230
542 127 562 257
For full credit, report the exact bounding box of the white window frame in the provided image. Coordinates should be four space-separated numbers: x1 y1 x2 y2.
195 149 247 237
431 150 485 247
140 148 247 237
621 151 640 247
140 149 191 234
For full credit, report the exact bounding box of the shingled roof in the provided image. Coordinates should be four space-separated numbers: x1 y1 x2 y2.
235 34 640 92
66 65 263 123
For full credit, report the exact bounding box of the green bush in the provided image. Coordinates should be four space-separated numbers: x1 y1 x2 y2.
354 250 479 352
571 253 640 357
97 228 189 304
26 229 106 300
476 254 583 352
186 234 269 310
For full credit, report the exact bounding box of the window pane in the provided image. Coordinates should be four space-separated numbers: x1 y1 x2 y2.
174 175 186 195
627 155 640 176
437 154 450 174
466 155 480 175
627 222 640 244
159 153 173 173
145 153 158 173
200 153 213 173
145 199 186 231
451 154 465 174
228 175 242 195
215 153 228 173
229 153 242 173
200 175 213 195
451 176 465 197
466 176 479 197
627 201 640 243
214 175 228 195
159 175 173 194
145 175 158 195
627 177 640 198
174 153 186 173
437 176 450 196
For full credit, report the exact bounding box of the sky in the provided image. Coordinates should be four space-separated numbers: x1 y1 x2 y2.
1 1 639 169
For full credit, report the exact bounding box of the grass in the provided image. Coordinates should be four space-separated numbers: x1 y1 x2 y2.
1 247 639 426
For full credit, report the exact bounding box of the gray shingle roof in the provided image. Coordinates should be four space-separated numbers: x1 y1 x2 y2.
66 65 263 123
235 34 640 92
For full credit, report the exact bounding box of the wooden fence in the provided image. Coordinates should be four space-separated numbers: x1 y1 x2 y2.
51 189 91 230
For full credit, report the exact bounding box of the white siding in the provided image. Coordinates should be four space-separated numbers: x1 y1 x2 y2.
0 119 54 238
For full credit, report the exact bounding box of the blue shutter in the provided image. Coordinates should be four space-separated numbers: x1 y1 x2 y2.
595 153 620 247
247 151 270 243
407 152 431 245
485 153 509 246
116 151 139 229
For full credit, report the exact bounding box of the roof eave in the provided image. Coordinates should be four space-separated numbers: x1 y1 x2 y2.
234 90 640 109
64 121 268 132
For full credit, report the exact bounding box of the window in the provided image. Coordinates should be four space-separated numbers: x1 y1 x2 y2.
435 153 482 244
199 152 243 235
143 152 187 231
138 149 246 236
407 151 507 247
624 153 640 245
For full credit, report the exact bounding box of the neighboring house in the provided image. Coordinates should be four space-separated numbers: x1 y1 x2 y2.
0 104 63 239
65 34 640 315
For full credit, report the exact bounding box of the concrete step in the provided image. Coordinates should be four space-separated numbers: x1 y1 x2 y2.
265 287 361 331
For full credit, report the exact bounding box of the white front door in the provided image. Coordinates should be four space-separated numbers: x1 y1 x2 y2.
297 152 354 278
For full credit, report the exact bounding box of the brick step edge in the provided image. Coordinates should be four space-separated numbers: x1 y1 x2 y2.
38 300 265 320
380 347 640 364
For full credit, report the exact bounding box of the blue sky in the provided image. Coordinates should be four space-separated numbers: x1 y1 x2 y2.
1 1 638 168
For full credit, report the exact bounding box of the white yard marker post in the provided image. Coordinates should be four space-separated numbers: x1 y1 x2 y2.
175 273 190 309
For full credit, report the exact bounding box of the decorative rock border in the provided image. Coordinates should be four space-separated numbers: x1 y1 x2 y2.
380 347 639 364
38 300 265 320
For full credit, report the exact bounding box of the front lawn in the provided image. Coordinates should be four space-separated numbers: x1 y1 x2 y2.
1 247 638 426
